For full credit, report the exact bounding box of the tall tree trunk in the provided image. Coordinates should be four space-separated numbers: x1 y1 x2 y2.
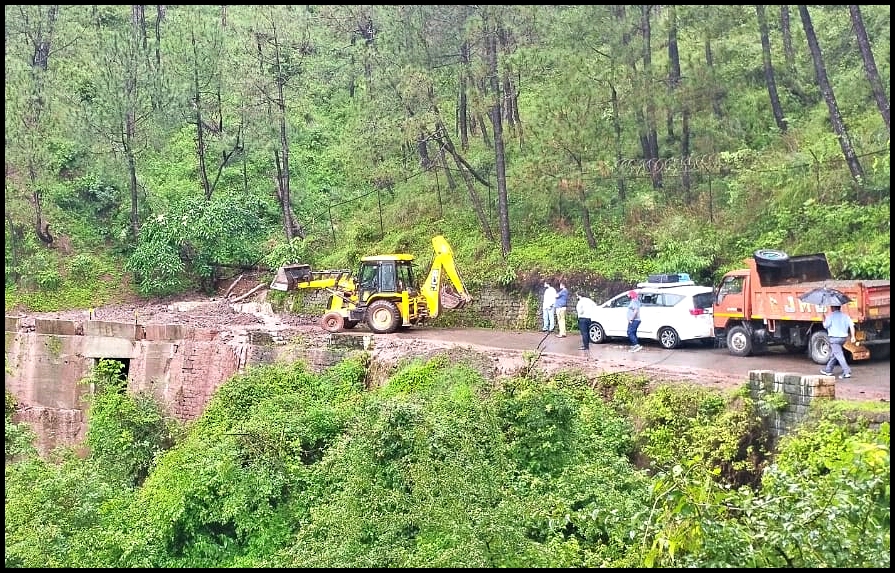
23 5 59 246
681 107 692 197
779 5 796 75
154 6 164 70
416 131 432 169
438 146 456 192
458 41 470 150
613 6 650 167
29 159 53 245
609 82 627 202
848 5 890 134
191 29 211 199
798 6 865 185
267 25 304 241
487 26 511 256
641 5 662 189
132 5 147 50
125 113 140 241
704 38 723 120
778 4 813 106
571 164 597 250
666 5 681 142
756 5 788 132
437 121 494 241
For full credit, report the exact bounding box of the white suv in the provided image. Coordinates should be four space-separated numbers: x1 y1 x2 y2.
588 283 715 349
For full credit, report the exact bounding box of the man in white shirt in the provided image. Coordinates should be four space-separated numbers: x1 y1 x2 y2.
542 281 557 332
575 292 598 351
820 305 856 379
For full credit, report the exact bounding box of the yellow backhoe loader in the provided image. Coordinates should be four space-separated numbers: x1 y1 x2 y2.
270 235 472 334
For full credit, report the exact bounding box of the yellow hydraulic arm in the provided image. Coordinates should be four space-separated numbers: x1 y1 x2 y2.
420 235 472 318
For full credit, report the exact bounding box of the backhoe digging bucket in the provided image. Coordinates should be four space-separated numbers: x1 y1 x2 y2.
439 285 468 309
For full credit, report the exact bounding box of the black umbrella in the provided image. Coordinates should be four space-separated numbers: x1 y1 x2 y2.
799 287 852 307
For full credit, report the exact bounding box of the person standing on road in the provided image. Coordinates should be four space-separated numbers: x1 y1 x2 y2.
626 290 642 352
820 304 856 379
542 280 557 332
575 292 598 351
554 281 569 337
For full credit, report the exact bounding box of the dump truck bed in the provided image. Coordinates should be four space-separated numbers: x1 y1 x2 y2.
750 279 890 322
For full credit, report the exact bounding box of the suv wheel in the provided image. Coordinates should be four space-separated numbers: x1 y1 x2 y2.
658 326 681 349
589 322 607 344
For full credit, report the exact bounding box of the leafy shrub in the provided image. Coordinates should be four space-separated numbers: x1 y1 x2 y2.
632 384 767 482
5 390 36 462
81 360 177 487
126 193 271 295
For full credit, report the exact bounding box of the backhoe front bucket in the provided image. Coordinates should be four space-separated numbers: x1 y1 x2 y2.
270 264 312 291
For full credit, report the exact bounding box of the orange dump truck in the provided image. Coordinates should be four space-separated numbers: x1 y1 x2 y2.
712 250 890 364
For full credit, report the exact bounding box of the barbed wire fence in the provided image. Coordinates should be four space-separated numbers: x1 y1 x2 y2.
306 146 889 242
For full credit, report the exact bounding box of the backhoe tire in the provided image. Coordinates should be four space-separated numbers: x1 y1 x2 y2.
321 312 345 333
366 300 401 334
726 325 754 357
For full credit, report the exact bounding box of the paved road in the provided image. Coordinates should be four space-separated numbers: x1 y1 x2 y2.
393 327 890 403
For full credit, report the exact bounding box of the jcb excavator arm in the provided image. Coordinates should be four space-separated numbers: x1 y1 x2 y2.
420 235 472 318
270 264 355 292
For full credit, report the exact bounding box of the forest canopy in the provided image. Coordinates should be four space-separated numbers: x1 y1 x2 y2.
4 4 890 310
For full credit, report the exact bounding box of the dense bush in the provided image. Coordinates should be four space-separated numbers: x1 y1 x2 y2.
3 357 889 568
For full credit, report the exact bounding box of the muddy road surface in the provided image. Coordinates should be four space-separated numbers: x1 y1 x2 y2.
390 327 890 403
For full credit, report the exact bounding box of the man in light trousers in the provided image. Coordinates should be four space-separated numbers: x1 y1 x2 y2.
820 305 856 379
542 281 557 332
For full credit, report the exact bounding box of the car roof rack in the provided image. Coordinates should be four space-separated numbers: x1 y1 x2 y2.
636 272 695 289
636 280 697 288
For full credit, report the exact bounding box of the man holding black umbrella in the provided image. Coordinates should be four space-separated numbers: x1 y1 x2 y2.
820 305 857 379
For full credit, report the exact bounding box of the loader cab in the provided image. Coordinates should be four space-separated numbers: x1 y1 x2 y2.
357 256 417 302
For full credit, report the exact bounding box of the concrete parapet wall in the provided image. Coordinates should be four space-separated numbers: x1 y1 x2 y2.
6 316 21 331
83 336 137 359
84 320 142 339
144 324 195 341
35 319 80 336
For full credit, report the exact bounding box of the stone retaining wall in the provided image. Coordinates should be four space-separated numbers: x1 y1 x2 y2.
747 370 889 440
748 370 835 439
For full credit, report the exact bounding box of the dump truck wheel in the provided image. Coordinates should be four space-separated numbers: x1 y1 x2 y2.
321 312 345 333
366 300 401 334
808 330 830 364
726 325 753 357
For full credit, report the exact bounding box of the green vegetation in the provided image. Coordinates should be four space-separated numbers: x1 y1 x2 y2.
4 356 889 567
4 5 889 312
